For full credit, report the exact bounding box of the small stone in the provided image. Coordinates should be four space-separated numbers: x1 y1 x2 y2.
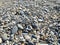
32 35 37 39
38 18 44 22
31 23 37 29
0 38 2 43
26 25 32 31
12 20 16 24
10 34 14 40
58 23 60 26
28 42 34 45
19 36 25 42
50 31 54 35
1 33 8 40
49 24 53 27
11 25 18 34
6 40 9 45
17 24 23 29
25 35 31 40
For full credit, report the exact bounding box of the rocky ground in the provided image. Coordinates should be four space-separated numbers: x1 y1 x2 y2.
0 0 60 45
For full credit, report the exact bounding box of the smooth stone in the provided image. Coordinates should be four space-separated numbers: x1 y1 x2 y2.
38 18 44 22
6 40 9 44
26 25 32 31
12 21 16 24
32 35 37 39
20 10 24 15
25 35 31 40
0 38 2 43
19 36 25 41
1 33 8 40
10 34 14 40
50 31 54 35
59 34 60 37
49 24 53 27
58 43 60 45
31 23 37 29
11 25 18 34
22 33 28 35
28 42 34 45
58 23 60 26
17 24 23 29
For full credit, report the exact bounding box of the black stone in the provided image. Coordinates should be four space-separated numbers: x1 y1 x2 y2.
53 6 60 12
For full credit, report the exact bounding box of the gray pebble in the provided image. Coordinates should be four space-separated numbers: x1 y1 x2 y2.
11 25 18 34
1 33 8 41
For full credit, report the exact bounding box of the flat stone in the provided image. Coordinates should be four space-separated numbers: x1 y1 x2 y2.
17 24 23 29
38 18 44 22
1 33 8 40
19 36 25 41
50 31 54 35
25 35 31 40
11 25 18 34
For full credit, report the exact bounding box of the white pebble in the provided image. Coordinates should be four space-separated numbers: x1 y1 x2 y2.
0 38 2 43
17 24 23 29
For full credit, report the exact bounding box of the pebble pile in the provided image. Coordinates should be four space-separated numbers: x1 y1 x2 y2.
0 0 60 45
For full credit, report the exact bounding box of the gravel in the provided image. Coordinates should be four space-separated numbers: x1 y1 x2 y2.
0 0 59 45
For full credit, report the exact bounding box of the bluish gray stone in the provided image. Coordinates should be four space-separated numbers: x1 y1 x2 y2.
11 25 18 34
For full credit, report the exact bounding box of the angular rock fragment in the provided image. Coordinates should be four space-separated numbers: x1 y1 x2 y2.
11 25 18 34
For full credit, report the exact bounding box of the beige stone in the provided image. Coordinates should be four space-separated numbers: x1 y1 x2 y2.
0 38 2 43
0 2 2 6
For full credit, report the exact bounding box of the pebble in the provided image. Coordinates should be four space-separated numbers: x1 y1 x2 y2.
0 0 59 45
17 24 23 29
38 18 44 22
31 23 37 29
0 38 2 43
19 36 25 41
25 35 31 40
1 33 8 41
50 31 54 35
11 25 18 34
32 35 37 39
26 25 32 31
53 6 60 12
